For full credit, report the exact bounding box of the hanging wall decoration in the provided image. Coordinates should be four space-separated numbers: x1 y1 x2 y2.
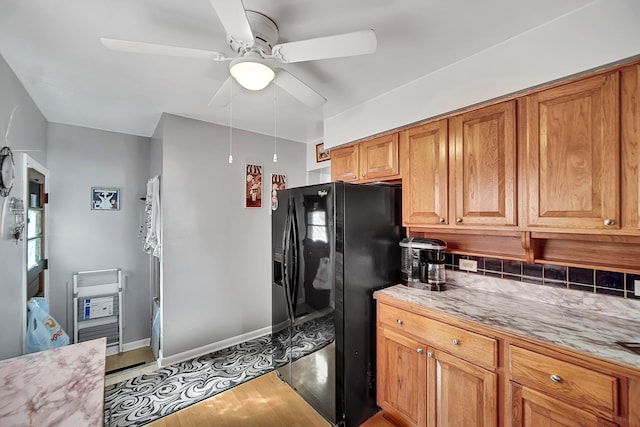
91 187 120 210
270 173 286 211
245 164 263 208
316 142 330 162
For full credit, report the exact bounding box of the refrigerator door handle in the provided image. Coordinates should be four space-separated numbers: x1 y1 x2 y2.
282 197 295 320
289 200 300 317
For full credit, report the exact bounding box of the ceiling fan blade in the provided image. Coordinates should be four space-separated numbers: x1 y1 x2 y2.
100 38 229 61
208 76 233 107
274 69 326 109
272 29 377 63
208 0 254 48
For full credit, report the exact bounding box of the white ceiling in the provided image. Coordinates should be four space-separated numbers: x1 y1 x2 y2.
0 0 594 143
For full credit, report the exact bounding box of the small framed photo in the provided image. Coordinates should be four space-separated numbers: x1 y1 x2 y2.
91 187 120 210
316 143 331 162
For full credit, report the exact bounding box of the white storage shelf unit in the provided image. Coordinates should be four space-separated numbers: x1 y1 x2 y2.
73 269 123 353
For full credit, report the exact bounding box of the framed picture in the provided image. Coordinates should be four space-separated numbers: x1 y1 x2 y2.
271 173 286 211
316 143 331 162
91 187 120 210
245 164 263 208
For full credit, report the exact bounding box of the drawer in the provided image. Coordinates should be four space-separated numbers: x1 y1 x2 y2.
377 303 497 369
510 345 618 416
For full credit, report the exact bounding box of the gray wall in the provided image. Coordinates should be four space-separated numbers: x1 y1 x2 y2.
46 123 151 344
0 54 47 359
158 114 306 358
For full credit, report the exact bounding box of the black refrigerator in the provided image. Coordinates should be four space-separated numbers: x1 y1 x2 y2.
271 182 402 426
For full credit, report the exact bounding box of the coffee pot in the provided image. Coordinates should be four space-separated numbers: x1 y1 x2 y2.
419 242 447 291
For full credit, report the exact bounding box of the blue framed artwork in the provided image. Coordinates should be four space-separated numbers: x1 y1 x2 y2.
91 187 120 210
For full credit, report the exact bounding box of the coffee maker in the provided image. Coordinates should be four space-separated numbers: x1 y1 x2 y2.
419 239 447 291
400 237 448 291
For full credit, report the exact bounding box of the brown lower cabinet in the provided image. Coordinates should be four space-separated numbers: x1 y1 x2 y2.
376 300 637 427
377 302 498 427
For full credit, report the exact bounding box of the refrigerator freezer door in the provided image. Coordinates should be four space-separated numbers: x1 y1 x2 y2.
272 190 292 385
289 183 337 424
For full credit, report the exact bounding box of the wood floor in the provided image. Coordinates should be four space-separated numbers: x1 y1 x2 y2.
146 372 330 427
145 372 397 427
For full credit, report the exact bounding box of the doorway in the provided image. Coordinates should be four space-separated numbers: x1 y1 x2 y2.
21 154 49 353
26 167 46 299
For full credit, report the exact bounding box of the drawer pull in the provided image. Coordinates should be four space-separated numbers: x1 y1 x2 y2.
416 348 423 354
604 219 615 226
550 374 562 383
452 339 460 345
396 319 403 325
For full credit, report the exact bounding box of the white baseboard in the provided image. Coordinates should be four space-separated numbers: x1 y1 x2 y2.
105 338 151 357
158 326 272 367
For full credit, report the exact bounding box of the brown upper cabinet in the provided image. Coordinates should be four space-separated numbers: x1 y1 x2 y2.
401 120 449 225
401 100 517 228
330 133 400 183
522 71 620 230
450 100 517 227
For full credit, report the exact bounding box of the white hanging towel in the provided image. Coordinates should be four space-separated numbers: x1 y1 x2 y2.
142 176 162 257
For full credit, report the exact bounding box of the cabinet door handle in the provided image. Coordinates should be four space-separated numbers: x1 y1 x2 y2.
416 348 423 354
396 319 403 325
439 217 445 223
455 217 463 223
452 339 460 345
362 173 366 177
427 351 434 358
352 175 357 179
604 219 615 226
550 374 562 383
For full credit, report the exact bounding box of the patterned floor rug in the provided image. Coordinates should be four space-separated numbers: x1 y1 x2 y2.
104 313 334 426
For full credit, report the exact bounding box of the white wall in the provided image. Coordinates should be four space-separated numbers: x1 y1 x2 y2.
0 54 47 359
157 114 306 359
324 0 640 147
46 123 151 344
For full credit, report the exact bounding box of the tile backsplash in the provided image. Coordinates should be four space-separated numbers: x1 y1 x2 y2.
444 253 640 300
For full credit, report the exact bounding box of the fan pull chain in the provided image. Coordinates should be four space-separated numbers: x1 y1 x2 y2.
228 82 233 164
273 84 278 163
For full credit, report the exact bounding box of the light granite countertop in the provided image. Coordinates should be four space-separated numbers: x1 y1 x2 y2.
374 271 640 371
0 338 106 427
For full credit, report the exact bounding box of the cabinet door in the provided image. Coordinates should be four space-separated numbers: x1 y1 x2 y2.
359 133 400 180
524 72 620 229
401 120 449 226
330 144 359 182
428 349 497 427
450 100 517 226
377 327 427 427
511 382 619 427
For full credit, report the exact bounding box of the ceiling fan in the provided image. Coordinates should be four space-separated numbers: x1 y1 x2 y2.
100 0 377 109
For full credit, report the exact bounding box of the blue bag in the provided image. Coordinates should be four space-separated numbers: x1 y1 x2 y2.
25 297 69 353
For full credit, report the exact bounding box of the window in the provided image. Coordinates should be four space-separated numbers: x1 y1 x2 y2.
27 209 43 270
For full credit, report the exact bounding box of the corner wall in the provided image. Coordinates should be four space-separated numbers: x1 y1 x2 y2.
159 114 306 359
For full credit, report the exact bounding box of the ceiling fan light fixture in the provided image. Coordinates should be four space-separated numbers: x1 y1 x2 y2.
230 57 275 91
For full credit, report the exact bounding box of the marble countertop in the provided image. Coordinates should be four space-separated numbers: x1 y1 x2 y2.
375 273 640 371
0 338 106 427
